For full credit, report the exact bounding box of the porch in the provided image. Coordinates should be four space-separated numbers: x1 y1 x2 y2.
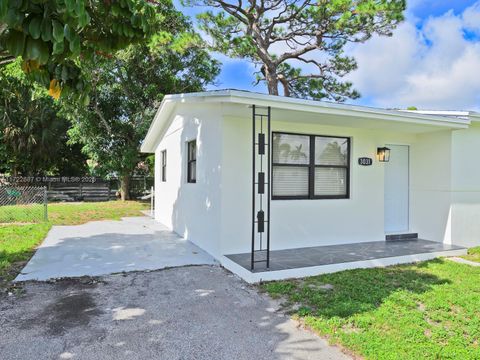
223 239 466 283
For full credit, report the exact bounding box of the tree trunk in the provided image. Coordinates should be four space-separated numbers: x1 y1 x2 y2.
264 65 279 95
120 174 130 201
278 74 291 97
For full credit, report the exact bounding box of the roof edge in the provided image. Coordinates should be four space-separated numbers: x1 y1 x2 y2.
141 90 473 153
161 90 471 125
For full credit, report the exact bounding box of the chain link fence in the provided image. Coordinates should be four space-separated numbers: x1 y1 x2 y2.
0 186 48 224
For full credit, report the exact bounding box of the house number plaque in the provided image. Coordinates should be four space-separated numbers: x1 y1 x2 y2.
358 157 373 166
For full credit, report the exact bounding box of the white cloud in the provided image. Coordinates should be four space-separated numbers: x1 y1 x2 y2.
347 2 480 110
463 2 480 31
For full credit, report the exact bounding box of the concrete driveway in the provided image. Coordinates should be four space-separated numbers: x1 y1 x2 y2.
16 217 216 281
1 266 350 360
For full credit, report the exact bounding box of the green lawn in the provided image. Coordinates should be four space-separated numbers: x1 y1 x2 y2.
263 260 480 360
0 223 52 286
0 204 46 223
462 247 480 263
0 201 149 287
0 200 149 225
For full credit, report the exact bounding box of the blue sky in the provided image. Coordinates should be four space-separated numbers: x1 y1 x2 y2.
176 1 480 110
411 0 475 18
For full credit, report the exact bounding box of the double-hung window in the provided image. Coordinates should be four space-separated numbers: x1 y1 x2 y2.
272 132 350 199
187 140 197 183
161 150 167 182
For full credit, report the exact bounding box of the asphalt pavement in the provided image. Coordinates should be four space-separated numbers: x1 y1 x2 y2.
1 265 351 360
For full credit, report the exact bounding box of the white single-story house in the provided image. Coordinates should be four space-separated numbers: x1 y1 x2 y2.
141 90 479 283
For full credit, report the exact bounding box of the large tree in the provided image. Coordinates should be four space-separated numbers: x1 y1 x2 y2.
0 60 88 176
185 0 405 101
64 36 220 199
0 0 159 99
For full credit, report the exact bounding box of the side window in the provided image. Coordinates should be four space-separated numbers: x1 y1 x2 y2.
187 140 196 183
161 150 167 182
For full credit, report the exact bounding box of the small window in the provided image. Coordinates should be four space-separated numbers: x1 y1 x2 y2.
161 150 167 182
272 132 350 199
187 140 196 183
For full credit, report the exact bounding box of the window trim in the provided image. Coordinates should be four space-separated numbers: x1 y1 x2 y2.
271 131 351 200
161 150 167 182
187 140 197 184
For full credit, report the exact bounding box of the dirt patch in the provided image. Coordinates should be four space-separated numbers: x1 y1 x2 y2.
42 275 105 288
417 302 426 312
0 260 30 295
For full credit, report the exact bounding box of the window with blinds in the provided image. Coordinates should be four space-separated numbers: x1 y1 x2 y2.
161 150 167 182
272 132 350 199
187 140 196 183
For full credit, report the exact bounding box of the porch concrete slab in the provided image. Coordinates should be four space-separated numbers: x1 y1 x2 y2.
15 217 216 282
226 239 466 273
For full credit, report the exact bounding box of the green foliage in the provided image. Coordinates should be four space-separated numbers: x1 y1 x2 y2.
407 106 418 110
0 60 88 175
145 155 155 177
65 43 219 177
0 223 52 283
0 0 160 99
186 0 406 101
467 247 480 255
61 7 219 198
462 246 480 263
263 260 480 359
262 282 296 298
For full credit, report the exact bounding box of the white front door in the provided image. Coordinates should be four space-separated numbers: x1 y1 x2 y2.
384 144 409 233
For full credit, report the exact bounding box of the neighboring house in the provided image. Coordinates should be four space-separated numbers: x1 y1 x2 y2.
141 90 478 283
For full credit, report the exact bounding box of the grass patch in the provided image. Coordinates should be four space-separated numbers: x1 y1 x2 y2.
0 224 52 286
48 201 149 225
262 260 480 360
0 200 149 225
0 201 149 288
0 204 45 223
462 247 480 263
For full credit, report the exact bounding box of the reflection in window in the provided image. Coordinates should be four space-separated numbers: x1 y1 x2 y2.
187 140 196 183
272 132 350 199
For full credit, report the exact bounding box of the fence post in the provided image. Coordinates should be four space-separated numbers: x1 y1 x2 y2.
150 186 154 218
43 186 48 222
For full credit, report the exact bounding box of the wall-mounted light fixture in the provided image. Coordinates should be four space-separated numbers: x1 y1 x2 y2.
377 147 391 162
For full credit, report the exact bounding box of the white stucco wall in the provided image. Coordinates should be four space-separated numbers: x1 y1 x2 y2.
153 102 479 258
450 122 480 248
410 130 453 244
154 103 223 257
219 113 458 255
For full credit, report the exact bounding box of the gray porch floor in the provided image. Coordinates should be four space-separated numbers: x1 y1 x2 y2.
226 239 465 273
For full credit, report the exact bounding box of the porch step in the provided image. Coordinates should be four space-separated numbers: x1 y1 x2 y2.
385 233 418 241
